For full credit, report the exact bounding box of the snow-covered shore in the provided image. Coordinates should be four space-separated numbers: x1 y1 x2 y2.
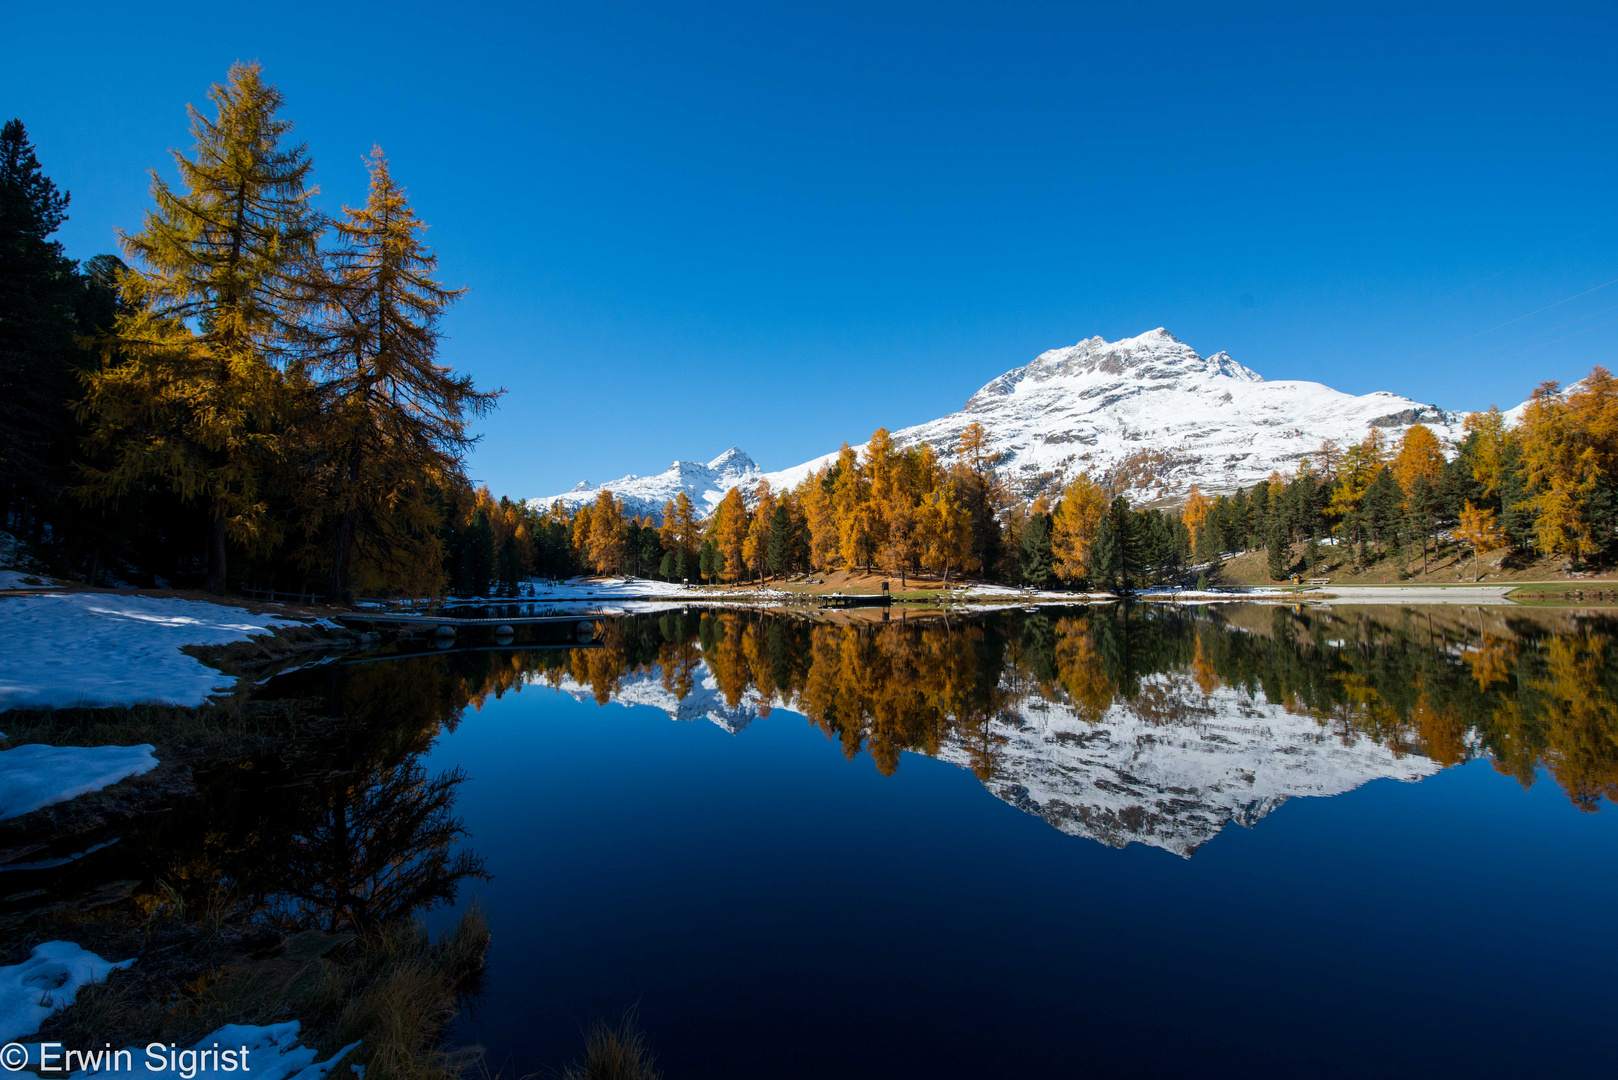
0 593 304 710
0 742 160 820
0 941 134 1042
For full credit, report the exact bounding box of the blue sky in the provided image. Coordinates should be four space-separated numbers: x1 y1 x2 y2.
8 2 1618 496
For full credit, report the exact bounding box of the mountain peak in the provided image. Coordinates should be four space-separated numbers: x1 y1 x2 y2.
530 327 1474 517
707 446 758 474
967 329 1262 411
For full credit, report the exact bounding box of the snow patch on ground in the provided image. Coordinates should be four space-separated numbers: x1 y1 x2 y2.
84 1023 358 1080
0 743 160 820
0 570 60 590
523 576 704 600
0 941 134 1042
0 593 303 710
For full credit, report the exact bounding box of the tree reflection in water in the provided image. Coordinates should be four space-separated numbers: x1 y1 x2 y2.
414 605 1618 820
114 656 493 933
102 602 1617 933
264 659 491 931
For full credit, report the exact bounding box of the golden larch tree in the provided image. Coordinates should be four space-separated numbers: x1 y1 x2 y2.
303 148 499 598
742 481 776 584
1051 473 1109 583
798 465 839 570
1181 485 1211 535
1456 500 1505 581
1392 423 1445 496
714 486 749 582
79 62 321 593
587 490 626 573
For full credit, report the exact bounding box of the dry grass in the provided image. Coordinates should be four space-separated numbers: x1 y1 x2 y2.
0 697 332 758
1215 540 1618 588
43 906 490 1080
310 909 491 1080
557 1013 662 1080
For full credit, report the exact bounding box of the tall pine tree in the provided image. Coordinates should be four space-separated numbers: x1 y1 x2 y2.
0 120 81 536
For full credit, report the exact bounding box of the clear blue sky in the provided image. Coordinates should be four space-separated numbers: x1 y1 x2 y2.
8 1 1617 497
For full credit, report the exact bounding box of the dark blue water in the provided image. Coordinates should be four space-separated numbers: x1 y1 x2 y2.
415 609 1618 1078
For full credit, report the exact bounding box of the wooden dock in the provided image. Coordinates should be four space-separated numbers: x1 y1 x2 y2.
821 592 892 609
337 612 608 628
336 612 607 641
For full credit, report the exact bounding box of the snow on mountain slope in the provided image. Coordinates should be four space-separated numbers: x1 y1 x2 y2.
891 328 1466 502
527 447 771 520
530 328 1471 515
539 658 1439 856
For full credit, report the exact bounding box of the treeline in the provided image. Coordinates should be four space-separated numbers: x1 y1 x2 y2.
568 370 1618 591
1178 380 1618 581
560 423 1196 590
0 64 505 599
9 66 1612 600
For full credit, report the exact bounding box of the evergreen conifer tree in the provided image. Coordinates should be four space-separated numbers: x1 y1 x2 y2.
1091 515 1119 591
1266 519 1288 580
766 502 793 578
1019 510 1054 587
459 506 495 595
0 119 81 533
1107 496 1137 590
699 537 722 583
496 534 521 595
637 526 662 579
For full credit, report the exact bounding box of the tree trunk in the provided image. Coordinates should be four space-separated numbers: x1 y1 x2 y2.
330 505 355 603
206 510 228 595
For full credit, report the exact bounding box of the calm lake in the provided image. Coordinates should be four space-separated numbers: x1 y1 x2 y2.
43 603 1618 1077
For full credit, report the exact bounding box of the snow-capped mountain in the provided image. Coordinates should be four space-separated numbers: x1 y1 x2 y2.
538 658 1440 856
893 328 1466 501
528 446 768 520
530 328 1471 514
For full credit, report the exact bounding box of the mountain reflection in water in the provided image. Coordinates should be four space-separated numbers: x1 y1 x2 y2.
19 602 1612 1079
335 603 1617 857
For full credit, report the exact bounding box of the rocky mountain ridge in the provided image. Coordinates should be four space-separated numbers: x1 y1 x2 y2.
529 328 1482 516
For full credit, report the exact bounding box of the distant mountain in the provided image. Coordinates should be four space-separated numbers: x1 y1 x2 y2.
888 328 1466 502
528 446 769 520
529 328 1475 515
